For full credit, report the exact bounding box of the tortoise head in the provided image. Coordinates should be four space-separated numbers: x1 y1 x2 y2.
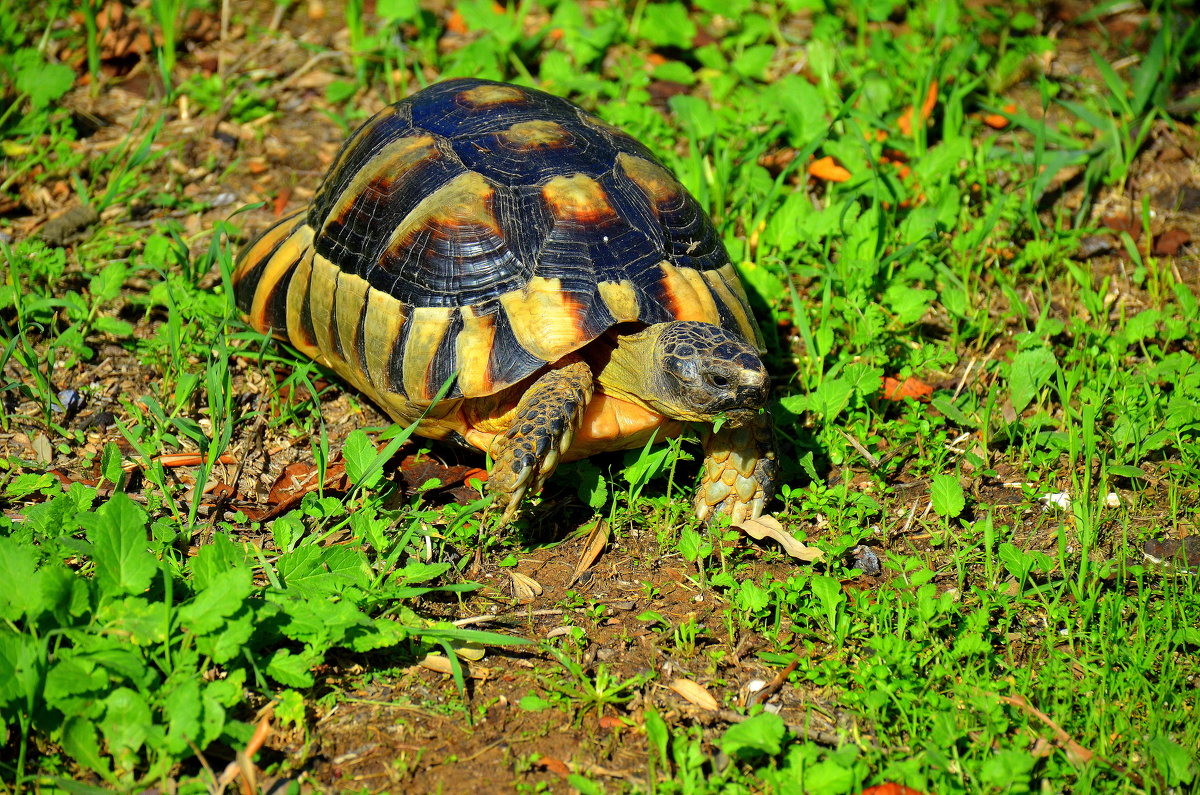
651 321 769 425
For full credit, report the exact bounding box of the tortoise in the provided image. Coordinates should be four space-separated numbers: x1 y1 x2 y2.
233 77 776 525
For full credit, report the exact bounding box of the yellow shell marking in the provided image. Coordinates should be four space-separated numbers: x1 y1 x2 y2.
233 211 302 290
617 153 684 208
320 135 439 232
458 84 527 106
657 262 720 324
383 171 499 259
334 270 371 386
401 306 455 403
284 244 321 360
306 253 341 369
597 279 641 323
499 276 589 362
542 174 615 222
499 120 570 150
315 105 401 205
456 304 498 397
248 221 314 334
359 287 407 396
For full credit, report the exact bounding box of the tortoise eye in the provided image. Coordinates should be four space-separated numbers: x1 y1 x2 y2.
709 374 730 389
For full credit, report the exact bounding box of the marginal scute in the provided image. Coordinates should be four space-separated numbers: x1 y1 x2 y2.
307 253 340 369
498 276 590 361
285 246 320 360
248 220 314 334
402 306 456 402
542 174 616 222
656 262 721 324
333 270 371 379
359 287 408 396
458 84 527 106
456 304 498 397
499 120 571 150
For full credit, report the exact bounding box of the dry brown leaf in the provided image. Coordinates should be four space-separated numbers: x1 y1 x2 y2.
568 517 609 586
668 678 719 711
535 756 570 778
418 654 455 674
509 571 543 602
733 515 824 562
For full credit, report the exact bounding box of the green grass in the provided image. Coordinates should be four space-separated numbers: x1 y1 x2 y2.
2 0 1199 793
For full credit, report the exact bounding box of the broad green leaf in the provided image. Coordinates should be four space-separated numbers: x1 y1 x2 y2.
188 532 249 591
44 656 108 713
60 717 115 783
163 679 203 754
1107 464 1147 479
178 567 253 634
640 2 695 49
677 527 711 562
195 605 257 664
1008 347 1057 415
342 429 381 488
80 493 156 597
1148 736 1195 786
809 377 854 421
267 648 316 688
0 537 40 620
931 474 966 518
720 712 786 758
14 49 75 109
0 632 45 709
100 687 151 771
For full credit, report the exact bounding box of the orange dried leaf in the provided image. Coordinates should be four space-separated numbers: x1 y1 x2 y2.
809 156 851 182
920 81 939 120
536 756 571 778
273 187 292 217
158 453 237 467
881 376 933 401
858 785 930 795
461 467 488 483
898 81 939 136
446 9 467 34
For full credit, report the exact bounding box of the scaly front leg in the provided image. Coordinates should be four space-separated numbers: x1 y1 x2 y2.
488 356 594 525
694 411 777 525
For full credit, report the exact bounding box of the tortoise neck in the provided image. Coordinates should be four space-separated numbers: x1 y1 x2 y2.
594 324 665 414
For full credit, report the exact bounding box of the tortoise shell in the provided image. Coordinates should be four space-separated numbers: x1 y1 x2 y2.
234 78 762 422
